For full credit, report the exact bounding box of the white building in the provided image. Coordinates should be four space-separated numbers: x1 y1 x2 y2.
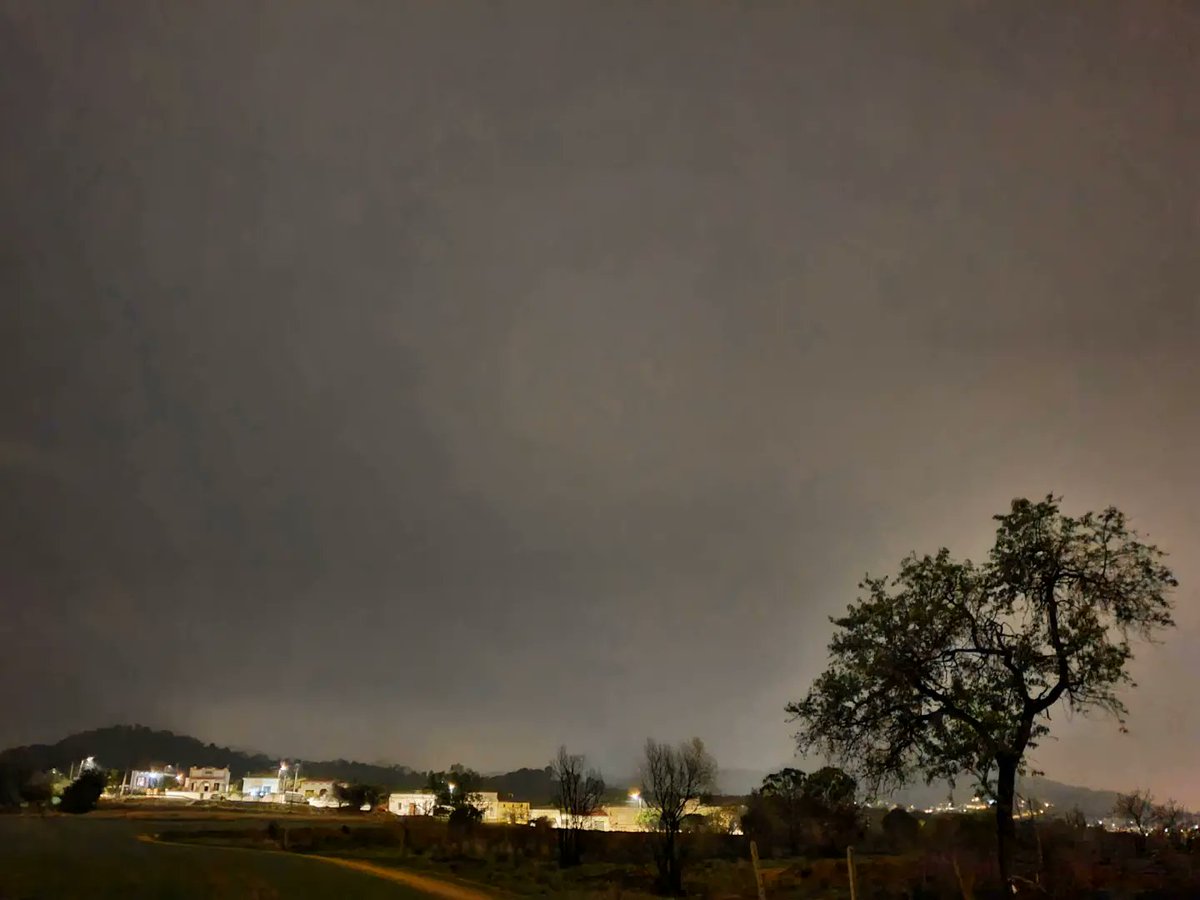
126 766 182 793
529 807 612 830
387 791 438 817
474 791 501 822
241 775 281 799
299 779 340 806
386 790 504 821
497 798 531 824
185 766 230 798
529 806 562 826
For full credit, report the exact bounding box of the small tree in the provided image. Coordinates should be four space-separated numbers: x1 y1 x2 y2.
60 769 106 814
427 768 485 819
641 737 717 895
743 766 859 856
1113 789 1156 835
551 746 605 867
882 807 921 850
1153 798 1186 836
17 771 55 810
333 782 384 812
759 768 808 855
1061 806 1088 831
0 764 53 809
802 766 860 850
789 497 1176 889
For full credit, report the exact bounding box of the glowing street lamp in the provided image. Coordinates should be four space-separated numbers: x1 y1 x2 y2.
629 790 643 808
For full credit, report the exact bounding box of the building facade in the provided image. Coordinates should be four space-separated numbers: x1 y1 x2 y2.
387 790 438 816
298 779 339 805
127 766 182 793
497 799 531 824
185 766 230 798
241 775 281 798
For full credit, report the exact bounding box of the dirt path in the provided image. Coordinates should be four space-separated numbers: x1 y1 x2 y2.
308 855 495 900
137 833 496 899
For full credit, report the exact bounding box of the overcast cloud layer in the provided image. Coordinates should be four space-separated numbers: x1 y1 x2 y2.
2 2 1198 800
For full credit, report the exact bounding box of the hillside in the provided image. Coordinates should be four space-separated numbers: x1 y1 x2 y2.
883 775 1122 819
0 726 562 799
0 725 426 788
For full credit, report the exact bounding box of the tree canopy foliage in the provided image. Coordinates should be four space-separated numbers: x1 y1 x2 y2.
332 781 385 811
427 766 486 819
789 496 1176 886
739 768 864 859
741 766 859 856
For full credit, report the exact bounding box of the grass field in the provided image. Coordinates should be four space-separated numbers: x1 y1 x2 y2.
0 814 436 899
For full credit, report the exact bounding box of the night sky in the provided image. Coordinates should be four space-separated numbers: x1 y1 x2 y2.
2 3 1197 801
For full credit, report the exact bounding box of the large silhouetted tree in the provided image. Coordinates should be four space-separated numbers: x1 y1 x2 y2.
789 496 1176 889
641 737 717 895
551 746 605 867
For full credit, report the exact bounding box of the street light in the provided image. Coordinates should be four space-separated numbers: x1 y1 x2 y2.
629 790 642 808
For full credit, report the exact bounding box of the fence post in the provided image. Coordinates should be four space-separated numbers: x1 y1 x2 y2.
750 840 767 900
847 846 858 900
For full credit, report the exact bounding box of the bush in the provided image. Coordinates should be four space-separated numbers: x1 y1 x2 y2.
60 769 106 814
0 763 54 809
448 804 483 827
882 807 921 850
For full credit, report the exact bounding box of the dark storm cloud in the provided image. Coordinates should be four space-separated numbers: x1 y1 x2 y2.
2 2 1197 798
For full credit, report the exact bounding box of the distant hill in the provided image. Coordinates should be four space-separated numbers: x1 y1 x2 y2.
885 775 1122 820
0 726 554 799
0 725 426 788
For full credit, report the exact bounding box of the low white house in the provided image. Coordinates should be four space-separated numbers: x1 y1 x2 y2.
529 806 564 827
387 790 438 817
185 766 230 798
474 791 501 822
299 779 339 806
240 775 281 799
126 766 182 792
386 790 505 820
528 808 612 830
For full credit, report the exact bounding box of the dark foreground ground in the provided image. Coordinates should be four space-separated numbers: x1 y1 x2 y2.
0 813 432 900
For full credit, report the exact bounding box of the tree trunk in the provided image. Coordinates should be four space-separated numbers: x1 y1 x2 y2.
994 754 1018 891
558 827 582 867
668 829 682 895
657 828 682 895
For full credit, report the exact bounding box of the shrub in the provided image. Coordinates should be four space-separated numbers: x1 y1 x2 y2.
60 769 106 814
882 807 921 851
